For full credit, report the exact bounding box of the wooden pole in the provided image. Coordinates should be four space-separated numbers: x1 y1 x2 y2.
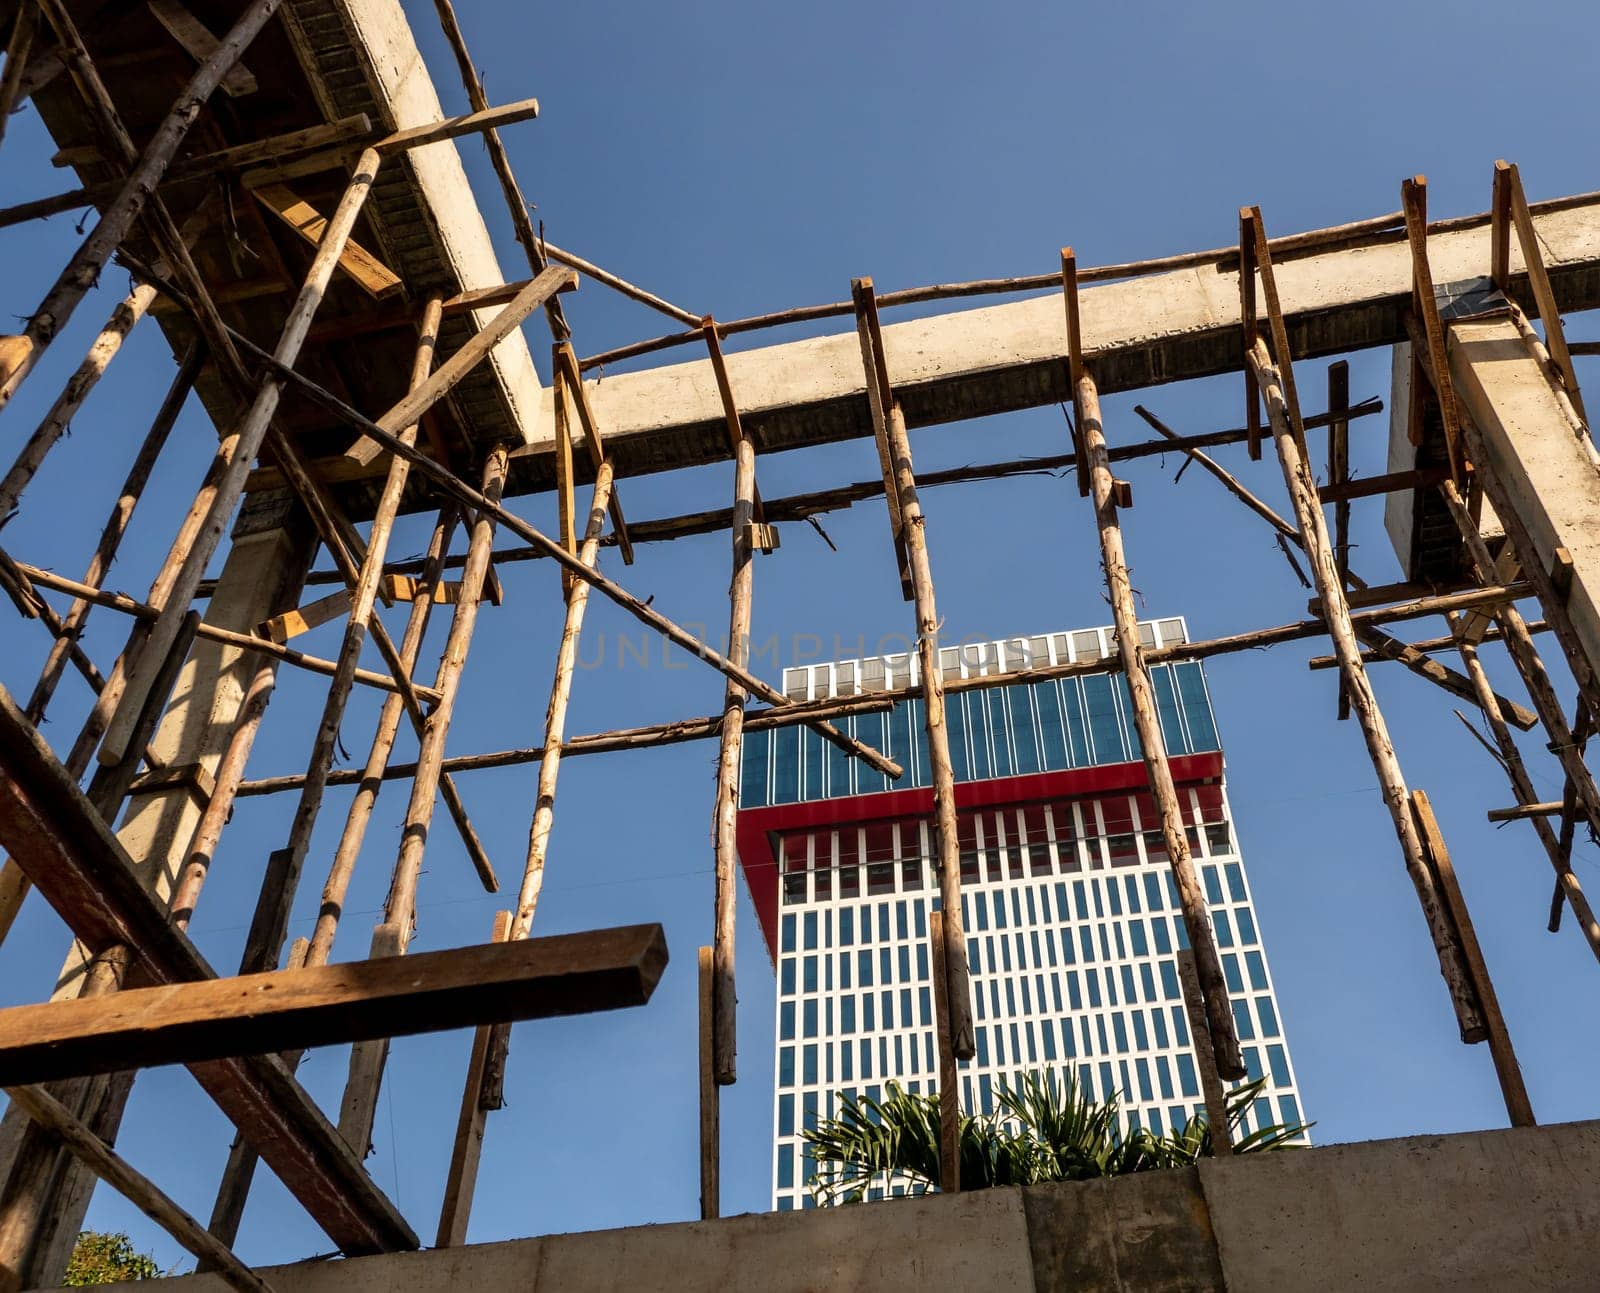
0 0 282 411
3 1085 275 1293
1249 328 1485 1041
425 0 570 341
1176 950 1232 1157
698 946 719 1220
1130 403 1535 726
1064 249 1244 1078
1409 790 1536 1126
0 1 37 157
853 277 974 1060
95 145 384 767
1437 477 1600 846
1328 361 1353 720
0 348 198 947
1445 612 1600 963
704 321 756 1085
339 447 510 1153
511 463 615 940
0 283 156 523
435 910 512 1247
928 910 961 1192
235 585 1534 800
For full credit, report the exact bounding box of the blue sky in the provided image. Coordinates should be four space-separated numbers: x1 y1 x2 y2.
3 0 1600 1271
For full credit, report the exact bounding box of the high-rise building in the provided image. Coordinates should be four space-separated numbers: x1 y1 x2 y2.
737 619 1306 1211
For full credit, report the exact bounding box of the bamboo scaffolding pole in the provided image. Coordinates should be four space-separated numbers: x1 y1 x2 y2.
0 283 156 524
13 560 441 702
1129 402 1537 727
1445 612 1600 963
435 910 512 1246
95 146 384 768
307 506 460 964
0 0 281 412
1248 317 1485 1040
854 276 974 1061
511 462 615 941
0 1 37 157
200 513 458 1251
3 1085 275 1293
234 586 1533 799
705 320 755 1085
338 447 509 1155
0 338 195 943
1409 790 1536 1126
22 347 199 719
1437 478 1600 848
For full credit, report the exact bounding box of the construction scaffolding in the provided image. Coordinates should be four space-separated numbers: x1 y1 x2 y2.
0 0 1597 1288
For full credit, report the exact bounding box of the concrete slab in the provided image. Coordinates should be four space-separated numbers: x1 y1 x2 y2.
113 1189 1034 1293
1199 1120 1600 1292
1022 1169 1224 1293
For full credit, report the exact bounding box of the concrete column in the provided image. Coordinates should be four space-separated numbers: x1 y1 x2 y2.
1447 316 1600 690
0 515 313 1289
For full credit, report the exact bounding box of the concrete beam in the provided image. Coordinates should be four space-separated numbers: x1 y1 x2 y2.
517 197 1600 490
83 1118 1600 1293
1448 315 1600 690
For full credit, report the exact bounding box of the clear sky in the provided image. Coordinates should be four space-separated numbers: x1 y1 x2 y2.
2 0 1600 1272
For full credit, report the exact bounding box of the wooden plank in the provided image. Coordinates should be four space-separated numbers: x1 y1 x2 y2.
1316 466 1447 504
146 0 256 96
698 946 719 1219
253 183 401 299
1061 250 1091 495
3 1085 275 1293
256 589 351 643
0 681 416 1254
0 923 666 1086
1240 208 1261 460
373 97 539 155
1491 160 1513 292
1411 790 1535 1126
436 912 512 1246
1401 176 1466 481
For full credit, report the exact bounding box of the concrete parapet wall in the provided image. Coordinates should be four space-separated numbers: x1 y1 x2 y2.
86 1118 1600 1293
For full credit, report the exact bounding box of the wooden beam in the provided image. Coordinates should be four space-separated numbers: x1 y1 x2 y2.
929 910 961 1191
0 1 39 156
3 1085 275 1293
697 945 719 1220
253 183 401 299
1401 176 1466 481
1250 323 1486 1043
0 924 665 1086
1411 790 1535 1126
0 681 416 1254
553 342 633 563
435 911 512 1247
1176 950 1231 1156
1240 208 1261 460
372 96 538 155
1316 466 1447 504
146 0 256 96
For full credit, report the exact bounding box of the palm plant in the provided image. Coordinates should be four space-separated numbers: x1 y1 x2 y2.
802 1068 1310 1205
